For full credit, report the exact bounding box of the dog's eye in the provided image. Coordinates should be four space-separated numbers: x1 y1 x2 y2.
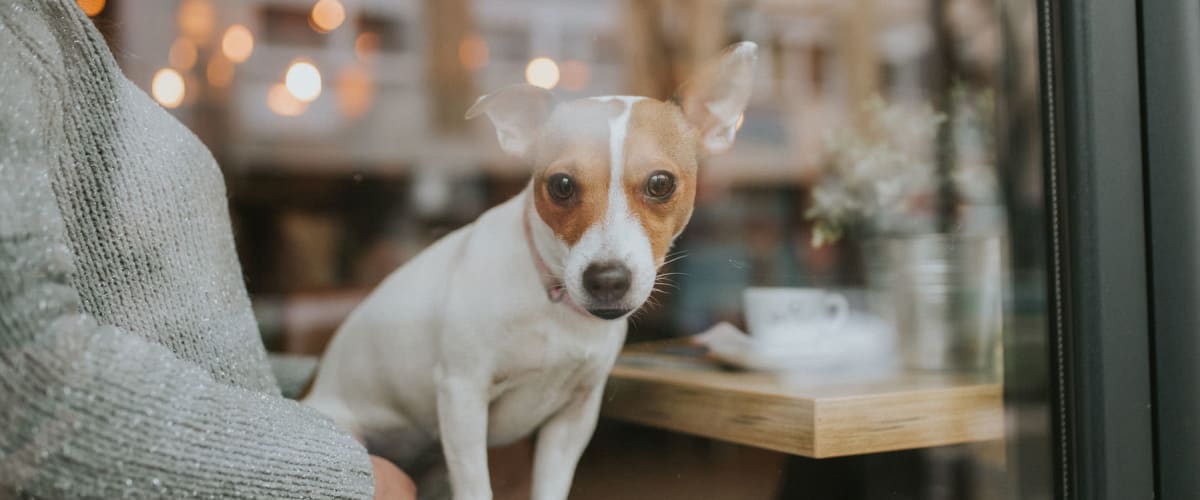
645 171 676 200
547 173 575 202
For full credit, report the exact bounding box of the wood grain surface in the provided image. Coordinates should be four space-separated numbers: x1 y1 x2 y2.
601 348 1003 458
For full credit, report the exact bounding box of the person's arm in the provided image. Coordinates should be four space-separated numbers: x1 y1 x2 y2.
0 315 376 499
0 17 374 500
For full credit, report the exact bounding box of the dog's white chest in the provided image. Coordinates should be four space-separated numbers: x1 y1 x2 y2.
481 325 618 446
485 363 585 446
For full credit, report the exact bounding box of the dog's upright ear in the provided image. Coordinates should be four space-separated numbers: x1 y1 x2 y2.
673 41 758 157
466 84 557 158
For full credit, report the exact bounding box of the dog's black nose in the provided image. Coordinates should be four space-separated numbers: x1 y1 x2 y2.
583 261 632 303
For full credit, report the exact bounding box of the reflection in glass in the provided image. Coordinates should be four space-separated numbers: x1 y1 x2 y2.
100 0 1051 498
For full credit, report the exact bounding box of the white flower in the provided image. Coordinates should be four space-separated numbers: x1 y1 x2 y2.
807 90 999 245
807 96 947 242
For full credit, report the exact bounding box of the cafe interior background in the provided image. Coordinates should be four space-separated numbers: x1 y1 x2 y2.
79 0 1051 498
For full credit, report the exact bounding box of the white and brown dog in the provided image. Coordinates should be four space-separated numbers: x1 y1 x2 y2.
304 42 757 500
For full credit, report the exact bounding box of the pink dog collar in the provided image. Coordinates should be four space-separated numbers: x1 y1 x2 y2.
523 202 593 318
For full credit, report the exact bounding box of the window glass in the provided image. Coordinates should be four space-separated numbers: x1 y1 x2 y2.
99 0 1051 497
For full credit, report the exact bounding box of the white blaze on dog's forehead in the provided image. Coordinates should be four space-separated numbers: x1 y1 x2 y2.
587 96 644 225
559 95 656 311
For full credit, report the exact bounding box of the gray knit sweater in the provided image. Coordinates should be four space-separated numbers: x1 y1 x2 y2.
0 1 373 498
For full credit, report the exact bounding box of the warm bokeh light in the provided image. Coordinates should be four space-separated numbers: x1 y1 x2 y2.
458 34 489 71
525 57 560 90
736 113 746 130
178 0 215 41
151 68 185 109
355 32 381 62
285 61 322 102
267 83 307 117
560 60 589 91
310 0 346 34
168 38 197 70
221 24 255 64
206 54 235 88
336 66 374 119
77 0 105 17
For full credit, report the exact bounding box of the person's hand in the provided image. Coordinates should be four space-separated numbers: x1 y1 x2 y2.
370 455 417 500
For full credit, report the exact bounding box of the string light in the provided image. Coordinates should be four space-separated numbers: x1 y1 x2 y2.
151 68 186 109
168 38 197 70
459 34 488 71
77 0 105 17
355 32 381 62
267 83 307 116
310 0 345 33
221 24 255 64
178 0 214 41
285 60 322 102
336 66 374 119
525 57 559 90
206 54 235 88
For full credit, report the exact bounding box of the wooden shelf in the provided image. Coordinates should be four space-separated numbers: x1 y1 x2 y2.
601 346 1003 459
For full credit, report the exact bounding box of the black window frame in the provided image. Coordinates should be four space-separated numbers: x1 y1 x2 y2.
1043 1 1162 498
1139 2 1200 499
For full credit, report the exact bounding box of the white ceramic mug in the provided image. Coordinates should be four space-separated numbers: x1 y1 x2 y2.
743 287 850 351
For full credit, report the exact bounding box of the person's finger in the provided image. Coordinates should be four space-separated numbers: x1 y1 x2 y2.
370 455 417 500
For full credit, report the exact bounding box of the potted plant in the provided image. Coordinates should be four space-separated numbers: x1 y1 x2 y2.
807 91 1005 375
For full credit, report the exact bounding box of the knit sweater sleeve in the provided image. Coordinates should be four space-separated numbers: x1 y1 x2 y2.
0 17 374 500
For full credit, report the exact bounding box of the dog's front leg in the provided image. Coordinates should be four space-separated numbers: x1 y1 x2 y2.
435 370 492 500
530 383 604 500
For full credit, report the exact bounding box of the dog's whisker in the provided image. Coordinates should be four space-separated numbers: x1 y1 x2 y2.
659 256 689 269
660 258 684 268
653 277 680 288
659 252 689 268
637 301 659 316
651 283 677 292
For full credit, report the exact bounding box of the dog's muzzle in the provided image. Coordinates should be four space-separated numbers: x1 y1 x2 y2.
582 261 633 319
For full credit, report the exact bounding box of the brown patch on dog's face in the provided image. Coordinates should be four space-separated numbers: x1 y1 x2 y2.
530 99 621 246
529 98 698 263
523 96 704 315
622 100 699 263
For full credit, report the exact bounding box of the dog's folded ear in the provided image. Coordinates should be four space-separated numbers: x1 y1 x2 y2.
673 41 758 157
466 84 557 159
